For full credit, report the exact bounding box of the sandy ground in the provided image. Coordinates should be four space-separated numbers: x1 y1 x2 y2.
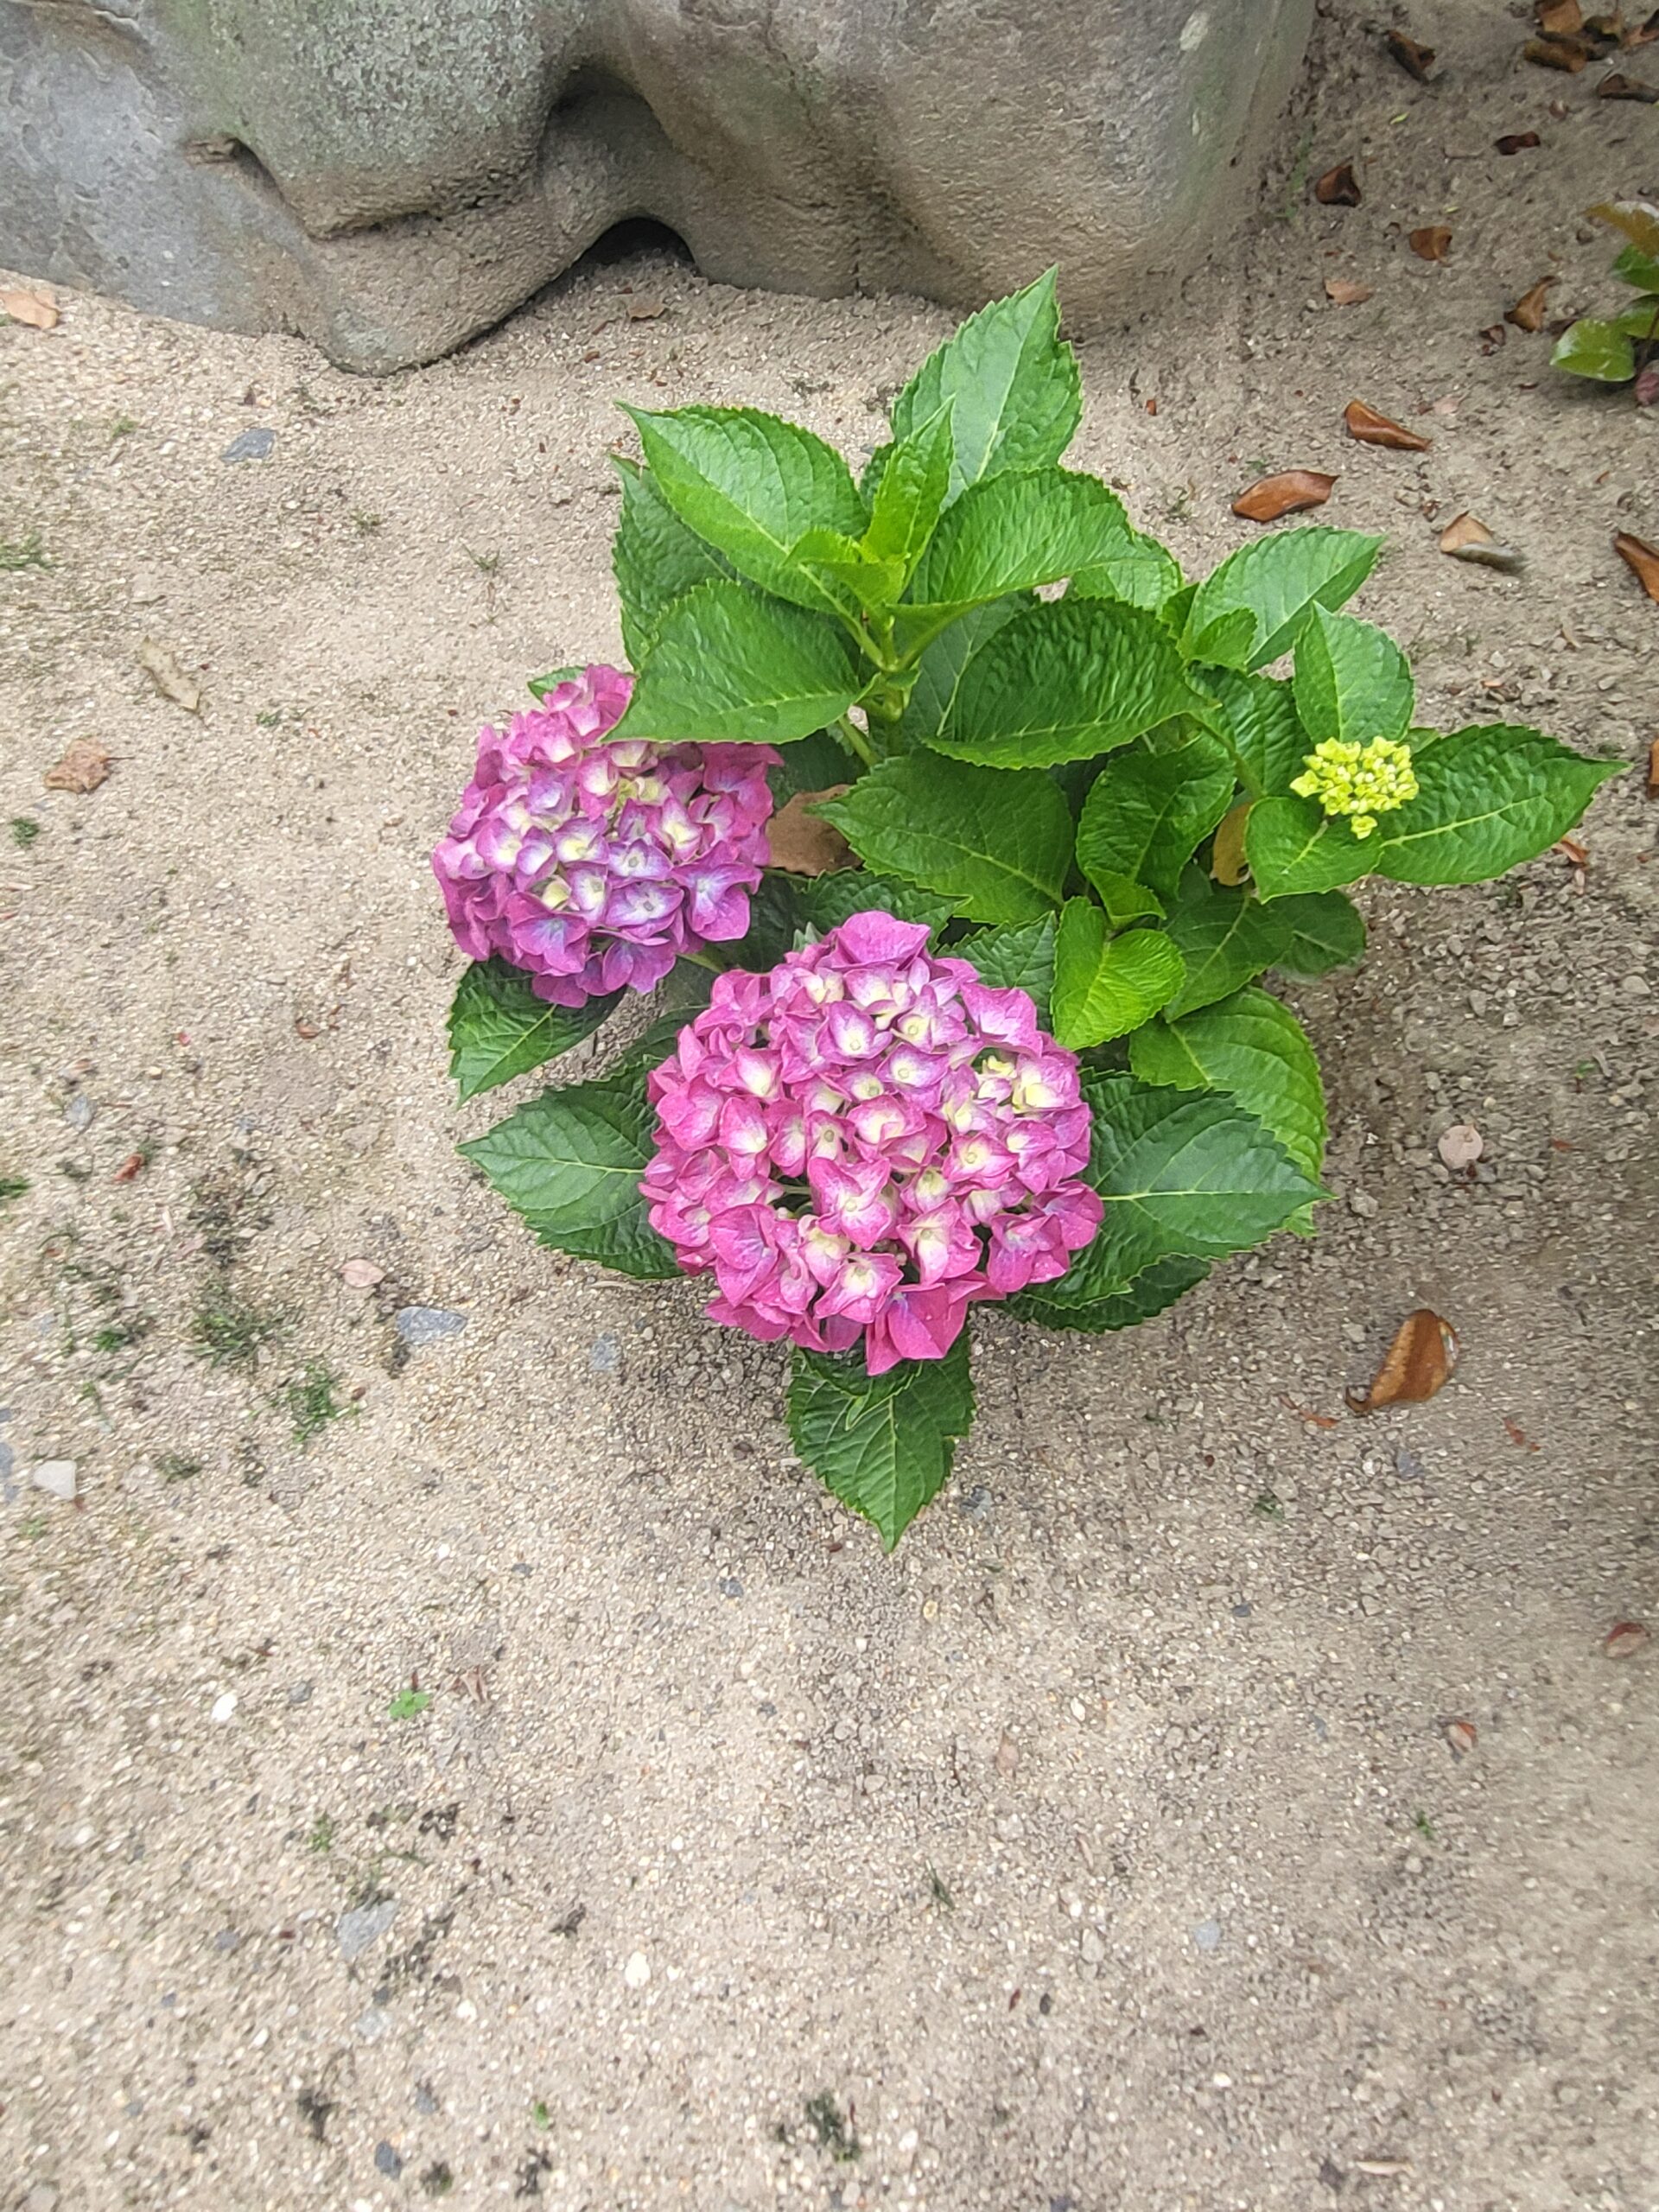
3 3 1657 2209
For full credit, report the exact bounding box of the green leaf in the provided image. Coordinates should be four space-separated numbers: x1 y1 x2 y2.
1128 984 1326 1183
1292 606 1413 748
770 726 859 801
1182 527 1383 671
448 961 620 1103
953 916 1057 1023
893 596 1030 748
904 467 1151 624
1551 318 1637 383
1089 871 1167 928
787 1333 975 1549
862 402 955 579
459 1077 677 1280
1071 521 1185 613
1203 667 1307 798
1371 723 1624 887
612 455 732 664
387 1688 432 1721
888 270 1081 501
624 404 867 617
930 598 1212 770
1271 888 1367 974
1013 1253 1209 1333
1052 903 1185 1048
1614 296 1659 340
795 871 957 938
818 753 1073 925
526 664 585 699
792 528 905 611
617 580 863 747
1244 794 1374 901
1076 735 1236 904
1160 872 1290 1015
1613 242 1659 292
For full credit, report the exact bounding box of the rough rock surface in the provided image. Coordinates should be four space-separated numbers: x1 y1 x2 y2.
0 0 1313 371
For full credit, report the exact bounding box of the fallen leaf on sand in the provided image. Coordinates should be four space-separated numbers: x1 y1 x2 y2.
1348 1309 1459 1413
766 786 855 875
1647 735 1659 796
1314 162 1363 207
1605 1620 1649 1657
1478 322 1508 353
1496 130 1544 151
1504 1417 1541 1451
1536 0 1582 29
112 1153 146 1184
1278 1393 1341 1430
340 1257 385 1290
1232 471 1336 522
1506 276 1556 331
1615 531 1659 601
1344 400 1432 451
1325 276 1376 305
1586 198 1659 256
43 738 112 793
0 286 59 331
1525 32 1592 67
1597 68 1659 97
1211 800 1253 886
137 639 202 714
625 294 666 320
1353 2159 1413 2178
1442 1718 1478 1758
1409 225 1453 262
1385 29 1436 79
1437 1122 1483 1170
1439 512 1527 571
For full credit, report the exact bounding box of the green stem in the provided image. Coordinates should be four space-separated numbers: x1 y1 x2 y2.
835 715 876 768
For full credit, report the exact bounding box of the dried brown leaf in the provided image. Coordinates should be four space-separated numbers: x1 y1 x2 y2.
0 286 59 331
1314 162 1363 207
1587 197 1659 255
1624 6 1659 45
1526 31 1592 66
1231 470 1337 522
1439 512 1527 570
1503 1416 1541 1451
1496 130 1544 151
1386 29 1437 79
1605 1619 1649 1657
1344 399 1433 451
1506 276 1556 331
1615 530 1659 601
43 738 112 793
1348 1308 1459 1413
137 639 202 714
1437 1122 1483 1170
1325 276 1376 305
1647 735 1659 796
1211 799 1253 886
1597 67 1659 94
1278 1393 1341 1430
1536 0 1582 29
1478 322 1509 353
1635 361 1659 405
112 1153 146 1184
766 785 855 876
1442 1718 1478 1758
1409 225 1453 263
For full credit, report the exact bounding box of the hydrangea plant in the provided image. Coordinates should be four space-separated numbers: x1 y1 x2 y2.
440 272 1618 1548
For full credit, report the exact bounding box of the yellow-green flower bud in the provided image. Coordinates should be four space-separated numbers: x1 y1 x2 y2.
1290 735 1419 841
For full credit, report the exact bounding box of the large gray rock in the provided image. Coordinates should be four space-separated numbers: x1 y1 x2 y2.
1 1 1312 372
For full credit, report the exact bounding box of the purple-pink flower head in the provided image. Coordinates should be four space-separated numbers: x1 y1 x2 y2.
641 912 1102 1375
433 664 780 1007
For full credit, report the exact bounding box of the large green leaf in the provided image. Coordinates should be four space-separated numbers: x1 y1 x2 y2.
1271 889 1367 974
1128 984 1326 1183
1052 904 1185 1048
887 270 1081 501
893 596 1030 747
769 726 859 800
1244 794 1374 901
624 404 868 617
953 917 1057 1024
1371 724 1622 886
1014 1253 1210 1333
788 1333 975 1550
1075 736 1236 904
818 753 1073 925
611 456 734 664
1182 527 1382 671
1614 242 1659 291
930 599 1212 770
904 467 1149 624
1203 667 1307 799
448 962 620 1103
1292 606 1414 748
1071 523 1185 613
1160 872 1290 1017
617 580 863 747
1551 319 1637 383
794 871 957 937
862 403 955 580
459 1077 677 1280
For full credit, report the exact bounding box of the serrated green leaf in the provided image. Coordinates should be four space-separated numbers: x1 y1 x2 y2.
447 961 620 1103
954 916 1057 1023
1244 794 1374 901
795 871 957 938
1128 984 1327 1183
611 456 733 664
1052 903 1185 1048
1013 1253 1210 1332
888 270 1081 501
1551 317 1637 383
1076 736 1236 904
862 403 955 580
624 404 867 617
1270 888 1367 974
1071 521 1185 613
893 596 1031 748
903 467 1150 626
459 1077 677 1280
788 1333 974 1549
1089 871 1167 927
770 726 859 800
930 598 1212 770
1203 666 1307 798
1160 872 1290 1015
818 753 1073 925
1183 527 1383 671
792 527 906 610
526 664 586 700
617 579 863 747
1293 606 1414 748
1371 723 1623 887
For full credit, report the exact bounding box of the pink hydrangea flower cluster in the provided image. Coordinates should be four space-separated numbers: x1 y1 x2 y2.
432 664 779 1007
641 912 1103 1375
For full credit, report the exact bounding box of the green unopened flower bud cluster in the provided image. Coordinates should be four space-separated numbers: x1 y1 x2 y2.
1291 735 1420 840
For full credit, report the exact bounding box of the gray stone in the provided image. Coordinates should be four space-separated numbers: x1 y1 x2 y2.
337 1898 399 1961
64 1092 94 1130
0 0 1314 373
1192 1917 1223 1951
287 1680 314 1705
393 1305 468 1347
222 427 276 463
31 1459 78 1502
375 2142 404 2178
588 1333 620 1374
0 1437 16 1505
354 2005 391 2041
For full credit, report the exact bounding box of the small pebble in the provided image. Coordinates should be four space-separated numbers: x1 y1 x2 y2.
287 1681 314 1706
222 427 276 462
394 1305 467 1347
210 1692 237 1725
64 1093 94 1130
1438 1122 1484 1170
588 1333 621 1373
413 2083 439 2115
1193 1918 1223 1952
354 2007 391 2042
31 1459 77 1501
375 2142 404 2178
213 1929 240 1954
623 1950 651 1988
338 1899 399 1961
